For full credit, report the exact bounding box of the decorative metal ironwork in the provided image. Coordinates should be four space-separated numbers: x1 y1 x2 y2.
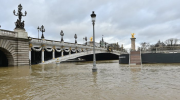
85 37 87 45
40 25 45 39
13 4 27 29
74 34 77 44
60 30 64 42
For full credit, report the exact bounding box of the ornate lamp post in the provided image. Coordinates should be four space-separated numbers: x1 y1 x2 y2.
13 4 27 29
60 30 64 42
40 25 45 39
37 26 40 41
83 37 85 44
85 37 87 45
91 11 97 71
74 34 77 44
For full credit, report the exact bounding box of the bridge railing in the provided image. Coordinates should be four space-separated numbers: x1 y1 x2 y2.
0 29 18 37
30 38 106 50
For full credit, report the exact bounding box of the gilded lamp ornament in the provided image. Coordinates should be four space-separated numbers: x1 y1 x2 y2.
131 33 135 38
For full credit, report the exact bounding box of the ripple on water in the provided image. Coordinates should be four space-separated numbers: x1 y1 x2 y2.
0 61 180 99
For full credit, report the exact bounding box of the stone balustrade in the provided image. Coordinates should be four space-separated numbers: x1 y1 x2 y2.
30 38 105 50
0 29 18 37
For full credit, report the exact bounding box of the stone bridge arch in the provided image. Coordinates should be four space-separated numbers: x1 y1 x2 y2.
0 39 15 66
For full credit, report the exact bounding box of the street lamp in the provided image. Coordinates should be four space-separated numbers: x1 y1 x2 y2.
74 33 77 44
91 11 97 72
37 26 40 41
60 30 64 42
85 37 87 45
83 37 84 44
40 25 45 40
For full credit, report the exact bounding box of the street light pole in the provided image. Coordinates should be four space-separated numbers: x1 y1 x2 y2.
60 30 64 42
37 26 40 42
40 25 45 40
74 33 77 44
91 11 97 72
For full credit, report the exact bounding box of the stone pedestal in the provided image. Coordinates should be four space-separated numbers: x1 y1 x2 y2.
131 38 136 51
89 41 93 46
14 29 28 39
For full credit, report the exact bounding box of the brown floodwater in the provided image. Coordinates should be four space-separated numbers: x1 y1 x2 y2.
0 60 180 100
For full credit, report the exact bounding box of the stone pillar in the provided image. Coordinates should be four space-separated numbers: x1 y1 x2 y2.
61 50 64 57
131 38 136 51
52 49 55 59
42 48 44 63
29 48 31 65
69 48 71 55
14 29 28 39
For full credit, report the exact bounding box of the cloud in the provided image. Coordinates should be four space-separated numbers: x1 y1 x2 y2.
0 0 180 50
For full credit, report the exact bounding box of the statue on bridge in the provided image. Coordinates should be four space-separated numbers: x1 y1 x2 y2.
90 37 93 41
131 33 135 38
13 4 27 30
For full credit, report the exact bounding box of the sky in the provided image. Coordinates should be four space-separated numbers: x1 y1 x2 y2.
0 0 180 50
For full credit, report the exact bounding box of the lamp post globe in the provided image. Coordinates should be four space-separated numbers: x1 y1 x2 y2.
91 11 97 72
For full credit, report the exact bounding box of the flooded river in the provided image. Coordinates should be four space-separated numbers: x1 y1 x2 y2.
0 60 180 100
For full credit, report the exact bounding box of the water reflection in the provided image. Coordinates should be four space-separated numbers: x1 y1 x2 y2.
0 61 180 99
92 71 97 84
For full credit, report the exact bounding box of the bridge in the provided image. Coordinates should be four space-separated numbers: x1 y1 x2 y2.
0 4 126 67
0 28 125 66
29 38 122 64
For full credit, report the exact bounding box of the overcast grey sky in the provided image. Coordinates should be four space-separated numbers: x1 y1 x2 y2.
0 0 180 49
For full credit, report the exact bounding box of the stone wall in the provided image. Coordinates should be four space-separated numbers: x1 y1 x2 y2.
0 36 29 66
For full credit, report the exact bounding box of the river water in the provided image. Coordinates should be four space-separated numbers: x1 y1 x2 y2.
0 60 180 100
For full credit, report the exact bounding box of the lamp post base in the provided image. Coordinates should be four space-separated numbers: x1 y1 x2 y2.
92 67 97 72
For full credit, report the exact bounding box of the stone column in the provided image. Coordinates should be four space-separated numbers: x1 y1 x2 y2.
69 48 71 55
29 48 31 65
52 49 55 59
61 50 64 57
42 48 44 63
131 38 136 51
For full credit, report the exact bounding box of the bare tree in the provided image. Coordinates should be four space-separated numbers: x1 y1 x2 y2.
140 42 150 51
165 38 178 46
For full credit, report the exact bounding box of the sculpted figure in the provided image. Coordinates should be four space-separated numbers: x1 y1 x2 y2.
90 37 93 41
131 33 135 38
21 21 25 28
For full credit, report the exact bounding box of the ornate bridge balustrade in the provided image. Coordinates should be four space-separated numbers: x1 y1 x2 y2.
0 29 18 37
29 38 122 64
